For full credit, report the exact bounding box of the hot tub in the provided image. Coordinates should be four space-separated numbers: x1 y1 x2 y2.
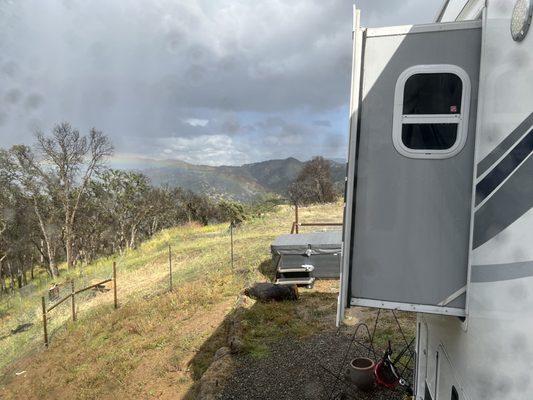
271 231 342 286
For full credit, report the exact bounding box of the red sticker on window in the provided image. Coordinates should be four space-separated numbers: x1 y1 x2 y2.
450 105 457 113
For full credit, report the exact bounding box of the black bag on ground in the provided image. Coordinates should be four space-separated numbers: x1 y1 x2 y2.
244 283 298 302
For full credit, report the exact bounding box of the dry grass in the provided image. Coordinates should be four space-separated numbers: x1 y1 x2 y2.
0 203 345 399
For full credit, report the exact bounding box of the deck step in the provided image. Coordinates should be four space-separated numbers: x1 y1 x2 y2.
278 264 314 273
275 277 315 286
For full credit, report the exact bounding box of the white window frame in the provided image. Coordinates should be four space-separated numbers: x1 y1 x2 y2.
392 64 471 159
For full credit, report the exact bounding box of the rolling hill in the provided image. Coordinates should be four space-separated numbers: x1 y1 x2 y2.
140 157 346 202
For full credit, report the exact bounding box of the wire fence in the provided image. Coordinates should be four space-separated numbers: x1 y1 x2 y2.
0 224 238 363
1 215 291 371
2 260 166 373
41 263 117 347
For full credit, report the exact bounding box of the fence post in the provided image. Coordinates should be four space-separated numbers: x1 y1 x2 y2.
113 261 118 309
230 222 234 270
168 244 173 292
71 280 76 321
41 296 48 347
295 203 299 234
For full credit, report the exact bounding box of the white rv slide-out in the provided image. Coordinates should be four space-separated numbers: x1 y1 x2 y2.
337 0 533 399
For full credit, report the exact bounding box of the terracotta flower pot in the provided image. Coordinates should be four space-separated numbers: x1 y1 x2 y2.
347 357 376 392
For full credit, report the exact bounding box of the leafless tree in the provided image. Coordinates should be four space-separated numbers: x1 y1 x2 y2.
14 123 113 269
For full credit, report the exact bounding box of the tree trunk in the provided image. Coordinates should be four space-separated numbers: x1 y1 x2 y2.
119 227 126 253
33 200 59 278
65 222 73 270
129 226 138 249
40 240 45 264
0 261 6 294
49 258 58 278
22 268 28 286
16 266 23 289
7 261 15 292
150 217 159 237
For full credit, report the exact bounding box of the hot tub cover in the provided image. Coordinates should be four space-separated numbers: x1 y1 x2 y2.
271 231 342 254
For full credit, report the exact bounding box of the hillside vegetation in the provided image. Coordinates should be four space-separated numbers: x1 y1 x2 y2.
0 203 346 399
143 157 347 202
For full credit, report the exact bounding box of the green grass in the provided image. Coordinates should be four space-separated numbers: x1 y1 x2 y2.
0 203 344 399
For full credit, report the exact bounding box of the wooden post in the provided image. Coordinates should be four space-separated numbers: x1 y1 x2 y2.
294 204 299 234
168 244 173 292
71 280 76 321
41 296 48 347
113 262 117 309
230 222 234 270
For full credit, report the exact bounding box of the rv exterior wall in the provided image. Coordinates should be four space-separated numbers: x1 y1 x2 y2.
339 2 533 398
419 1 533 399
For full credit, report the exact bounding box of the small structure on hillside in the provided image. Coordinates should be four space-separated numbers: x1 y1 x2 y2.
48 283 60 301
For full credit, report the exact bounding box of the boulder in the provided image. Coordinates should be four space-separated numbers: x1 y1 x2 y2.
195 347 234 400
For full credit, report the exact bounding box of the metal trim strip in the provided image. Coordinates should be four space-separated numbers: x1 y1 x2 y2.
350 298 466 317
366 20 481 38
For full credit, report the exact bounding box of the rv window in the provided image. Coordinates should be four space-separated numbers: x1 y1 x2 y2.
402 124 458 150
393 65 471 159
403 73 462 115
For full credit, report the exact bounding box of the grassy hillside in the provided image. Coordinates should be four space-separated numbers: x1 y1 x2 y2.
0 203 347 399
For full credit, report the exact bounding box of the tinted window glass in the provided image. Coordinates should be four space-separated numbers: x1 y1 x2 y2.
403 73 462 115
451 386 459 400
402 124 458 150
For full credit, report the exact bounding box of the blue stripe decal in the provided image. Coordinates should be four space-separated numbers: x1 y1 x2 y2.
477 112 533 177
472 261 533 283
475 129 533 206
473 155 533 248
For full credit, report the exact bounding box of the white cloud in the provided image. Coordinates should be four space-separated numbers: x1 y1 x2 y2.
158 134 250 166
183 118 209 127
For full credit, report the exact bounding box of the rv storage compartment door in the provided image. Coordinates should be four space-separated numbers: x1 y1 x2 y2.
347 22 481 317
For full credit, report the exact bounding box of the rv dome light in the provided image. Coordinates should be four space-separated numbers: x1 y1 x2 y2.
511 0 533 42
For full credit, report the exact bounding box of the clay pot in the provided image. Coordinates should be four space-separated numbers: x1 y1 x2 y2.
347 357 376 392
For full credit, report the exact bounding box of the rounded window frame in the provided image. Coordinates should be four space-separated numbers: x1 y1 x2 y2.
392 64 471 159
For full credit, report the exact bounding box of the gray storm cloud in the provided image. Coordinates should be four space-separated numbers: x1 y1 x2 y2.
0 0 437 165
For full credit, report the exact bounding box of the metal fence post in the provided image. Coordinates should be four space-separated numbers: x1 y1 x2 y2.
113 261 118 309
168 244 173 292
71 280 76 321
41 296 48 347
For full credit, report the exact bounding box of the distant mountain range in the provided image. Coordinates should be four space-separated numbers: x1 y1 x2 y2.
134 157 346 202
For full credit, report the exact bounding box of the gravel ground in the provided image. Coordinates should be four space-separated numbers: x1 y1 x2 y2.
217 331 413 400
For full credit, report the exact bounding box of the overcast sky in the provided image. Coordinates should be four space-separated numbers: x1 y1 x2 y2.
0 0 439 167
